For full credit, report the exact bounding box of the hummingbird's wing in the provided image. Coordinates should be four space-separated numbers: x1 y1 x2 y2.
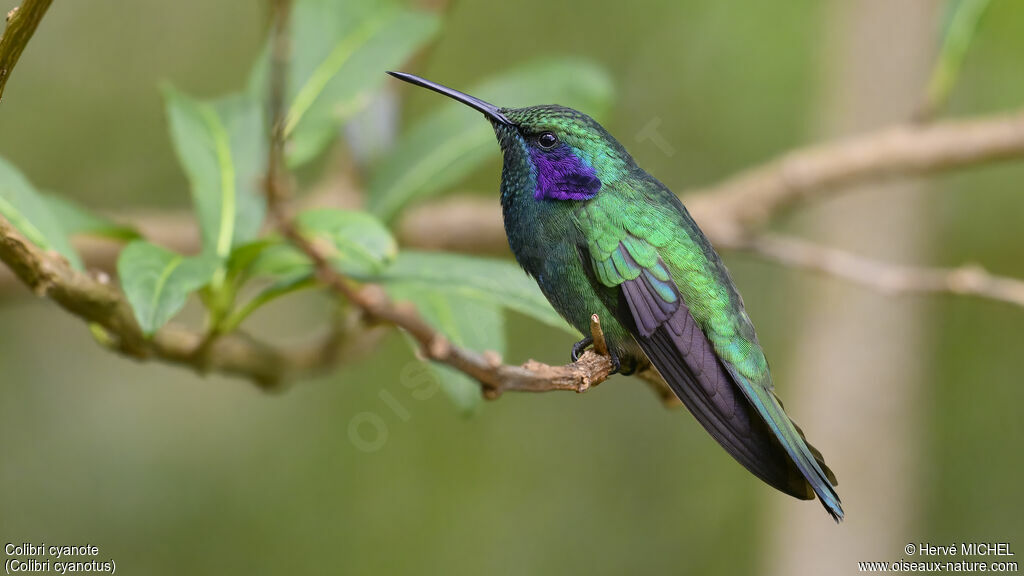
578 185 842 521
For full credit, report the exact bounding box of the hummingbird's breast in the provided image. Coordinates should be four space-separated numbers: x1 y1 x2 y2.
499 162 603 332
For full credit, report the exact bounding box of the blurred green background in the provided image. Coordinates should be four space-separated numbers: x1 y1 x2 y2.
1 1 1022 574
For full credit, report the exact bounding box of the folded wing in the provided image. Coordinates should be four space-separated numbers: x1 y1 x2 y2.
579 196 842 520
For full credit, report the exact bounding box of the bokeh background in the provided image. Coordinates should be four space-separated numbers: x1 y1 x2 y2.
1 1 1022 574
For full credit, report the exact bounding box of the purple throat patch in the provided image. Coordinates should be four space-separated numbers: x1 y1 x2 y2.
529 144 601 201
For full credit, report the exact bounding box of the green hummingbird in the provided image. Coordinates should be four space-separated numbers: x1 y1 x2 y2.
388 71 843 521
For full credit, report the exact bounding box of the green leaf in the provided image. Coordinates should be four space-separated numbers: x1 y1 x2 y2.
386 284 503 413
368 58 615 221
243 242 312 279
163 86 266 261
376 251 575 335
250 0 440 167
296 209 398 275
225 238 281 281
44 194 140 242
117 241 220 335
222 272 317 332
222 210 396 320
0 156 83 269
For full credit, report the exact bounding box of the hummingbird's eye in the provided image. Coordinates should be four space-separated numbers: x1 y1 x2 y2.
537 132 559 150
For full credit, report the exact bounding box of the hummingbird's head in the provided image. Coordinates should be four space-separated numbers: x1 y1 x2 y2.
388 72 637 203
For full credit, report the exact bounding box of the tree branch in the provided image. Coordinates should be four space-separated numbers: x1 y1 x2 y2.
0 213 368 387
729 233 1024 308
0 0 52 102
683 110 1024 241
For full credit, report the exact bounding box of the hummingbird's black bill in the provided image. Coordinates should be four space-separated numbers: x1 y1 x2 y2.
387 71 512 126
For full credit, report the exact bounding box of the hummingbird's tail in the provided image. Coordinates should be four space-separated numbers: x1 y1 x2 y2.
635 305 844 521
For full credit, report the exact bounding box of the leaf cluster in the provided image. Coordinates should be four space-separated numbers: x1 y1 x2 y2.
0 0 613 410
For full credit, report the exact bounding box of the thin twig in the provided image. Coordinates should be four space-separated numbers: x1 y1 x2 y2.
731 233 1024 308
0 0 52 102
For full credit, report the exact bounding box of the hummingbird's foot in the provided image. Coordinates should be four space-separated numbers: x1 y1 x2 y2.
571 335 623 375
607 349 622 375
616 355 638 376
570 336 593 362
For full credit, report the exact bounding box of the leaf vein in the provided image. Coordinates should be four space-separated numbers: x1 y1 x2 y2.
148 255 184 330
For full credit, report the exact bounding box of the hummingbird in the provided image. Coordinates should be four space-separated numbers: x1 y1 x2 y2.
388 71 843 521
